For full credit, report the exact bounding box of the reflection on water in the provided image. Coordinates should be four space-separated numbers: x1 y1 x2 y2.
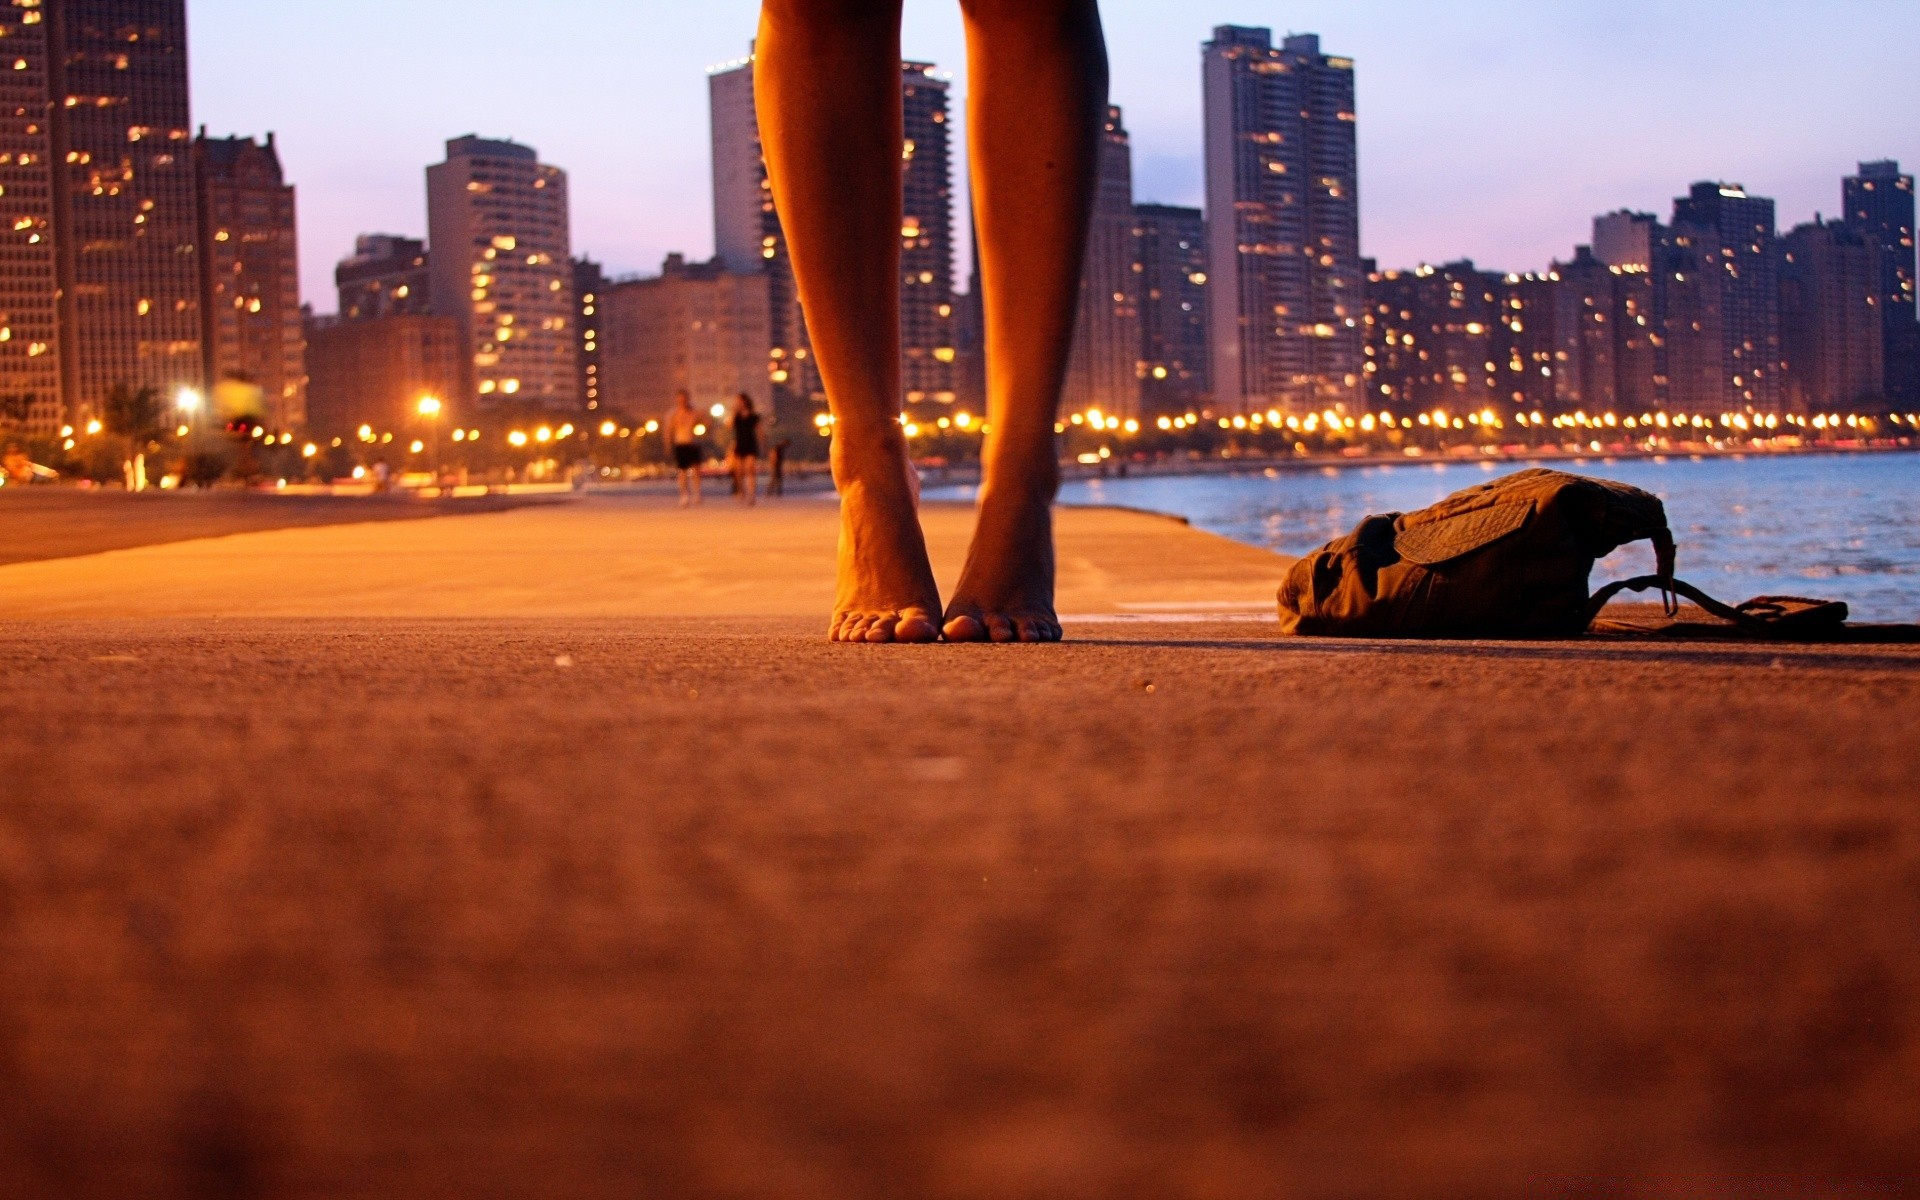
928 453 1920 621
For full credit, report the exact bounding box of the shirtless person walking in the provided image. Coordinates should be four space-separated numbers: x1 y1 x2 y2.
667 390 705 507
756 0 1107 642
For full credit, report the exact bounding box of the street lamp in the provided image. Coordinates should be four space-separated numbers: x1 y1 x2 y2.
175 387 203 433
417 395 442 475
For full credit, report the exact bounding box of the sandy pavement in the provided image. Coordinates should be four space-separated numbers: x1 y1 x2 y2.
0 494 1916 1198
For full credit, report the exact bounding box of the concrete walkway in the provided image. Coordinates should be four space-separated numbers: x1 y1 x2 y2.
1 495 1916 1199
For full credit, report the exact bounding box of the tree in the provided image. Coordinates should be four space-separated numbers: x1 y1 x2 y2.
103 383 164 489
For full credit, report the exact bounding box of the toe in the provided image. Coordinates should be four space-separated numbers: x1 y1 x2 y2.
1015 616 1050 643
987 615 1017 644
867 615 900 643
943 613 988 643
896 613 940 644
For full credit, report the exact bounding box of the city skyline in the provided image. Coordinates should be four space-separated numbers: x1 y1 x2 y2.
188 0 1920 307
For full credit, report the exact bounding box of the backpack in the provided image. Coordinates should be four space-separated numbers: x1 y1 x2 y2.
1275 467 1867 641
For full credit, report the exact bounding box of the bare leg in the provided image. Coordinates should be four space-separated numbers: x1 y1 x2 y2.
758 0 941 644
742 456 760 506
944 0 1108 644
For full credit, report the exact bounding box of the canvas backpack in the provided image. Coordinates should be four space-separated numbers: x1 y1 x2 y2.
1275 467 1861 640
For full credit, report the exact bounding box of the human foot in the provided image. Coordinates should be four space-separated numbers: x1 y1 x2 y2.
829 441 943 644
943 485 1061 643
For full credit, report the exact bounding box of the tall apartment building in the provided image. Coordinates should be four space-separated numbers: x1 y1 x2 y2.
1362 261 1501 416
1493 272 1561 411
710 55 811 415
709 55 958 417
1551 247 1621 413
1779 219 1884 413
1843 160 1917 405
1202 26 1363 414
194 132 303 429
47 0 202 424
1134 203 1210 415
574 257 609 411
899 63 957 405
1665 182 1781 414
337 235 430 321
1593 211 1661 270
0 0 65 436
1062 105 1140 418
426 136 577 410
597 253 772 420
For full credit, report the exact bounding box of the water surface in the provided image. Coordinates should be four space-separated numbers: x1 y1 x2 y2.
932 453 1920 621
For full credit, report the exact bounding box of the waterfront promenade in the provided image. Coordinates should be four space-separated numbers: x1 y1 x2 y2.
1 492 1917 1198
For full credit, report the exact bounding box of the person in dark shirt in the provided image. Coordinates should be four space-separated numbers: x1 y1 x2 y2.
730 394 764 506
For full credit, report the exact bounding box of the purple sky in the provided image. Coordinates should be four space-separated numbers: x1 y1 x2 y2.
190 0 1919 312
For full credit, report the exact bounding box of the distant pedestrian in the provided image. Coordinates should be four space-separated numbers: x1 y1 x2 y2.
730 393 763 506
769 438 791 497
667 390 704 507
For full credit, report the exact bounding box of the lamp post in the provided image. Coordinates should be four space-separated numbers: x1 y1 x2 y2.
417 395 443 478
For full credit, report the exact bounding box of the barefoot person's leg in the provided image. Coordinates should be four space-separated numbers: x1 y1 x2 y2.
944 0 1108 644
757 0 941 644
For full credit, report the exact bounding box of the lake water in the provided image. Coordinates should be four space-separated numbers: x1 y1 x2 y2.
930 452 1920 621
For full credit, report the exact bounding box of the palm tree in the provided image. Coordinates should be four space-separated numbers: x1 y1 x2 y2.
103 383 163 490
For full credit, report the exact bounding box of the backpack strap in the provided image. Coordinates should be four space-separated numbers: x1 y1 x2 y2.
1585 576 1852 638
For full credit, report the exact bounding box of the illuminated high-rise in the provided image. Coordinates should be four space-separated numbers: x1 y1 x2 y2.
1203 26 1363 414
0 0 64 436
1664 182 1781 414
1843 160 1917 405
47 0 203 423
426 136 577 411
709 54 958 417
1134 203 1210 415
337 235 430 322
1779 218 1884 413
195 132 304 429
1062 105 1140 418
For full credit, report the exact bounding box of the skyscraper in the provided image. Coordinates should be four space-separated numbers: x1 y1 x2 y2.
426 136 577 411
195 132 304 430
0 0 65 437
710 56 815 416
709 54 958 417
337 235 430 322
1134 203 1210 415
574 257 609 411
1202 26 1363 415
47 0 202 423
1665 182 1781 414
1843 160 1917 405
1062 105 1140 418
1362 261 1501 417
1779 218 1884 413
899 63 958 406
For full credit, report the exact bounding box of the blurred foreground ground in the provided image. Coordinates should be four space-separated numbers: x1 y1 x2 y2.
0 494 1916 1198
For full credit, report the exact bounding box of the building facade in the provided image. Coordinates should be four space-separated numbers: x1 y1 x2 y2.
574 257 609 412
1062 105 1140 418
1843 160 1917 406
195 132 303 429
47 0 203 423
710 57 815 416
1664 182 1781 414
1779 219 1884 413
426 136 577 410
304 314 465 441
337 234 430 322
1363 261 1501 417
597 254 772 421
1203 26 1363 414
0 0 65 436
899 63 957 406
1134 203 1210 415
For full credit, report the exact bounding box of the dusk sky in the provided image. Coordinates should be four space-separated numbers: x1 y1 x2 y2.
191 1 1919 311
